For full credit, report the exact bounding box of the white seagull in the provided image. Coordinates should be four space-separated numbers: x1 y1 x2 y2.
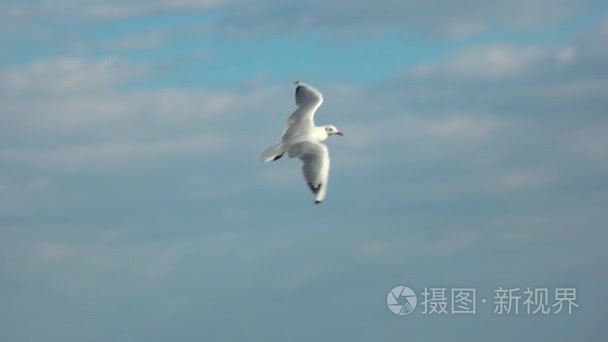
261 81 343 204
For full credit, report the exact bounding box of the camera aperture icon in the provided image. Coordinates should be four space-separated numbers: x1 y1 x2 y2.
387 286 417 315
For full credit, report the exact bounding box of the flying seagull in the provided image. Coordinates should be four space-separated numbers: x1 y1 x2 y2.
261 81 343 204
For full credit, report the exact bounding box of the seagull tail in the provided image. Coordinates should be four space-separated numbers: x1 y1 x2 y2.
260 143 287 163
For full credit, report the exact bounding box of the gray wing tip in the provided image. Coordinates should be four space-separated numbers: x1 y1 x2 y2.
295 82 306 97
314 200 322 205
308 182 322 194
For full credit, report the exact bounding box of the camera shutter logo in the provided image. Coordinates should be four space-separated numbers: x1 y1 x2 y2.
387 286 417 315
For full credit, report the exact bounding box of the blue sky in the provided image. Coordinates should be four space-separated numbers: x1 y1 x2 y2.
1 1 607 341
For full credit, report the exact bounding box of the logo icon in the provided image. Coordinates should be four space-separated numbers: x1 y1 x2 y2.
387 286 417 315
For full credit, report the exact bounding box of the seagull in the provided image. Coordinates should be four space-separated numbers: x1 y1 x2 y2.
261 81 343 204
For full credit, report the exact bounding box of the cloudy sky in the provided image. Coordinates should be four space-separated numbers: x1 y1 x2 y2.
1 1 607 341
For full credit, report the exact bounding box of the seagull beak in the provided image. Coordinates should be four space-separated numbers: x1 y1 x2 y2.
336 131 344 136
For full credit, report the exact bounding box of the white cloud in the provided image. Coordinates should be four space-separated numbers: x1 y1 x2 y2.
601 17 608 35
30 242 77 264
425 115 498 141
339 114 501 149
556 47 577 64
0 177 51 210
215 0 598 37
0 57 145 95
11 238 183 281
447 21 486 38
566 126 608 166
0 135 226 171
0 56 275 172
1 0 599 40
1 0 229 23
359 230 480 259
497 169 557 191
79 0 228 19
409 45 546 80
102 31 169 50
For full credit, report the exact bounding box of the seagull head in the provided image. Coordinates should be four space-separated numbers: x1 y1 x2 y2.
324 125 343 136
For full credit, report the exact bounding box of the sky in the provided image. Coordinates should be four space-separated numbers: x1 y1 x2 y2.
1 1 607 341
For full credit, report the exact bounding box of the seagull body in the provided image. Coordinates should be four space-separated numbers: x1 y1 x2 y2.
261 81 343 204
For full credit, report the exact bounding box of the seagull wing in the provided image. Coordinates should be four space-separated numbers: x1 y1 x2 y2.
288 141 330 204
286 81 324 128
